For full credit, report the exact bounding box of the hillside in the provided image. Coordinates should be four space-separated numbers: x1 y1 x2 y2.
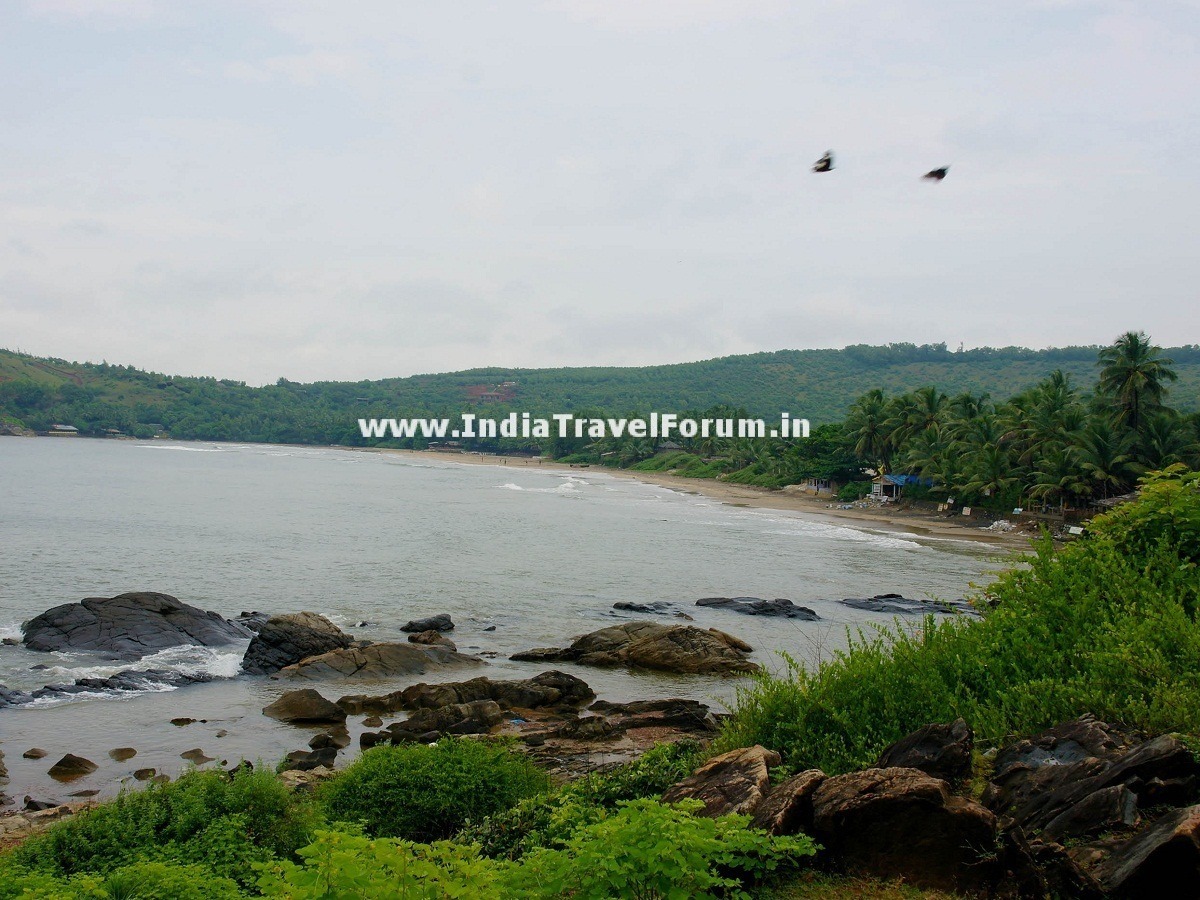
2 343 1198 444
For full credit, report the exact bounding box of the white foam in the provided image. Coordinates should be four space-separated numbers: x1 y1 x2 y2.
0 622 21 642
136 445 225 452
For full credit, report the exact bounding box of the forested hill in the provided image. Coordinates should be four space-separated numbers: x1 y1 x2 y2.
2 342 1199 444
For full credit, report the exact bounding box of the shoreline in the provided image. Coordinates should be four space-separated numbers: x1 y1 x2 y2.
373 448 1034 551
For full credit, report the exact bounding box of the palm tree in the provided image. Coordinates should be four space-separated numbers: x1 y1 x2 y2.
1097 332 1177 434
844 389 893 471
1139 413 1200 470
1075 420 1139 500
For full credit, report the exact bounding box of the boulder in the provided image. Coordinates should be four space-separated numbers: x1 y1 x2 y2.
512 622 759 676
400 614 454 633
241 612 354 675
108 748 137 762
874 718 973 782
696 597 820 620
47 754 99 782
586 698 719 733
262 689 347 724
811 767 997 892
180 748 214 765
399 671 595 712
23 748 47 760
661 745 780 817
309 729 351 751
613 601 673 614
280 747 338 772
22 592 251 657
133 768 156 781
750 769 827 835
276 642 481 680
407 630 457 650
1089 804 1200 897
392 700 504 738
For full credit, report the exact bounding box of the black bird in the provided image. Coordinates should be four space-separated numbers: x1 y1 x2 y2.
812 151 834 173
923 166 949 181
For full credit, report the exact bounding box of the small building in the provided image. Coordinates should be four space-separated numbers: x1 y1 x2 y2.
47 424 79 436
871 473 931 500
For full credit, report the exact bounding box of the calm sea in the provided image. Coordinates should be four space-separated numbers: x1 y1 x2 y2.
0 438 1000 802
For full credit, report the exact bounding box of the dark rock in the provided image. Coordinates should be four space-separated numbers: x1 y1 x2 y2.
401 614 454 633
281 747 338 772
22 592 251 657
309 729 351 750
24 797 58 811
695 597 820 620
587 698 719 732
24 748 48 759
1089 804 1200 897
998 829 1105 899
875 718 973 782
108 747 137 762
68 789 98 798
811 767 997 892
276 642 479 679
359 730 390 750
613 601 673 614
512 622 759 676
1041 784 1139 844
362 715 383 728
170 717 197 727
483 625 497 631
180 748 214 765
133 768 156 781
402 671 595 712
838 594 977 616
262 689 348 724
750 769 827 835
395 700 504 736
556 716 618 740
407 630 457 650
234 611 270 632
47 753 99 782
241 612 354 675
662 745 780 817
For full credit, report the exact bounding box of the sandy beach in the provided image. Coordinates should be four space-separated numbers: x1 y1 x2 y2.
376 448 1036 551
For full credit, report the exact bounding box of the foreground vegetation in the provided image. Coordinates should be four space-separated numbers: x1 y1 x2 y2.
716 467 1200 774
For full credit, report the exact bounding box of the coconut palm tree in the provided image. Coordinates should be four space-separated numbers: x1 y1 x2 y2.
844 389 893 471
1097 332 1177 434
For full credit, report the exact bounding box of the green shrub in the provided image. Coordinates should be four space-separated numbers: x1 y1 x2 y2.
716 468 1200 774
260 801 815 900
6 768 317 888
518 798 816 899
461 740 703 859
836 481 871 501
0 862 244 900
318 738 550 841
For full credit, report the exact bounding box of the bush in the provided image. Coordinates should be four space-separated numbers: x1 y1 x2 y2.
6 767 317 889
836 481 871 501
260 800 816 900
462 740 704 859
318 738 550 841
715 468 1200 774
0 861 244 900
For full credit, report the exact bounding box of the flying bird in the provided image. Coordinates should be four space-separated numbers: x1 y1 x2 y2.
923 166 949 181
812 151 834 173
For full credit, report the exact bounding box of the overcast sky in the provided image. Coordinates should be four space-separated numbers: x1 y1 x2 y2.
2 1 1198 385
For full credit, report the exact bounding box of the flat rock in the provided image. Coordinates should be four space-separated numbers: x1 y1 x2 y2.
276 642 481 680
24 748 48 760
47 754 99 782
613 601 673 614
133 768 156 781
811 767 998 892
241 612 354 675
400 614 454 633
512 622 759 676
180 748 214 765
661 745 780 817
22 592 251 657
392 699 504 738
400 670 595 713
262 688 348 724
696 597 820 620
108 748 137 762
838 593 976 616
875 718 973 782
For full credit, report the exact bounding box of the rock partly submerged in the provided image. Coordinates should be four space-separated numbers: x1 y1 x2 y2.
512 621 759 675
241 612 354 675
696 596 821 620
21 592 250 657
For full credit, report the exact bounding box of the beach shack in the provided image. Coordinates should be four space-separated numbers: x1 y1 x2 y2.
871 473 930 501
47 424 79 436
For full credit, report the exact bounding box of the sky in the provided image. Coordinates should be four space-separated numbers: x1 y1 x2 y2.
1 1 1198 385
